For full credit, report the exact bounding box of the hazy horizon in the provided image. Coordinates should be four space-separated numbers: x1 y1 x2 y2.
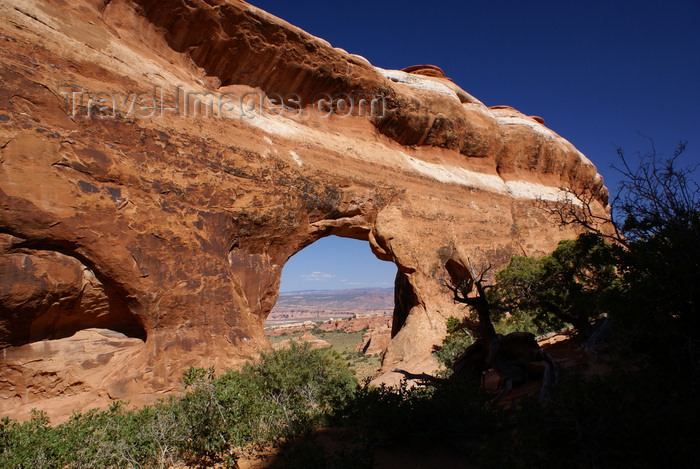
278 286 394 294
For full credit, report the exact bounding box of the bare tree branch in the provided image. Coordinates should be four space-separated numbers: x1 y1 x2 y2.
445 259 496 340
535 183 624 245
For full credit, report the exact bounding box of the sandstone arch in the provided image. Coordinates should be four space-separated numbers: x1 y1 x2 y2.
0 0 611 421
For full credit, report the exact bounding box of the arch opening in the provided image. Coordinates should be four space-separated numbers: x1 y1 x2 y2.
265 235 401 377
0 242 147 349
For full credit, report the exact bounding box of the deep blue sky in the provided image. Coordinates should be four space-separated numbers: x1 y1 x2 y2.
249 0 700 292
279 237 397 292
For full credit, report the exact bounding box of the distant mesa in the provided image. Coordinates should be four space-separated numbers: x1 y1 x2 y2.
267 287 394 328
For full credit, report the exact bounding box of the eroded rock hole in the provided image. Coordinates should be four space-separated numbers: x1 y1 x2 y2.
265 236 398 378
0 244 146 348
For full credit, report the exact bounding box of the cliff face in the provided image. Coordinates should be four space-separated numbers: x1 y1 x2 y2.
0 0 609 421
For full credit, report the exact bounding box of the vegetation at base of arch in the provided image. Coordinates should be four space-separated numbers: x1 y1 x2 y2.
435 233 622 372
0 342 357 468
2 142 699 468
435 234 622 374
492 233 622 337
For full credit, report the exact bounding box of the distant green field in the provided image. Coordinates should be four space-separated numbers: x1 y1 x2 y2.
314 329 365 354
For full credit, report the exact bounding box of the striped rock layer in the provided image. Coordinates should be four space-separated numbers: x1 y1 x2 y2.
0 0 608 421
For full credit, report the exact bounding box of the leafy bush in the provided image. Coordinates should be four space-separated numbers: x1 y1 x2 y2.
0 410 63 469
473 143 700 467
0 404 185 469
493 309 541 336
0 342 357 468
337 379 489 449
167 341 357 466
245 341 357 420
489 233 621 338
434 316 474 372
435 234 621 375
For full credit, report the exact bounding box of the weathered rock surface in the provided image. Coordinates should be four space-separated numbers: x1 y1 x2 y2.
0 328 145 423
357 324 393 356
318 316 392 334
0 0 610 421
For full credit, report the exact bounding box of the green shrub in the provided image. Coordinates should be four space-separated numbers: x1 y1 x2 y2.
0 410 63 469
488 234 621 338
173 341 357 465
434 316 474 372
334 377 492 461
0 342 358 468
250 342 356 430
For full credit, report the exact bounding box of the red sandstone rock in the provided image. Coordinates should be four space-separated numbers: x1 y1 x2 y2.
318 316 392 334
401 64 449 79
356 325 392 355
0 0 612 421
0 328 145 424
265 324 313 338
